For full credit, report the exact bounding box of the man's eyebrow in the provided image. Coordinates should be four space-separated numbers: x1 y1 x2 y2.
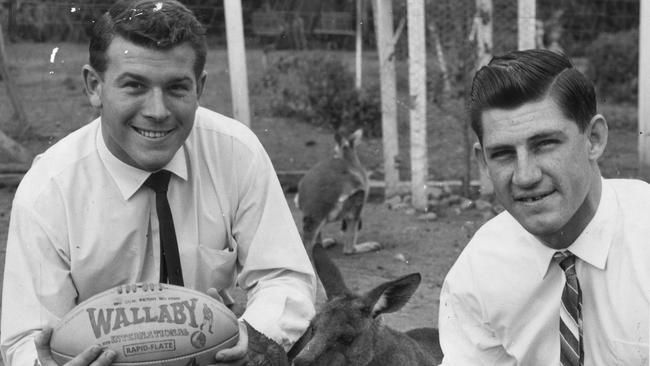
114 73 194 84
166 76 194 84
115 72 148 83
483 130 565 153
483 143 512 154
528 130 565 143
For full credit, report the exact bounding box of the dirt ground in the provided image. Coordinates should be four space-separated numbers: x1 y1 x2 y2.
285 193 482 332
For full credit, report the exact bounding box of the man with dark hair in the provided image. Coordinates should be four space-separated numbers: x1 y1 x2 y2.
438 49 649 365
0 1 316 365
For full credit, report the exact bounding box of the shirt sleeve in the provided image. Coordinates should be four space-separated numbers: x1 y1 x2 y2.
1 197 77 366
230 138 316 352
438 257 514 366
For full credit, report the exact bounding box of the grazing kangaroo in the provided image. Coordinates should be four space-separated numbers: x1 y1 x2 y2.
289 244 443 365
295 128 381 255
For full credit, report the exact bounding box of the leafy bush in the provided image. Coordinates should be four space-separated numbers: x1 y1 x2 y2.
255 53 383 137
339 87 382 138
585 28 638 103
254 56 312 119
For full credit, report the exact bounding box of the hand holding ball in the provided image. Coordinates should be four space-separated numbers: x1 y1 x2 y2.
50 283 240 366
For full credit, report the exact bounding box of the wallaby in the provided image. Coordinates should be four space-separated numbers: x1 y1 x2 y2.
289 244 443 366
295 128 381 255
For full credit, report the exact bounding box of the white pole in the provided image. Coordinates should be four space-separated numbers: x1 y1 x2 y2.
224 0 251 127
372 0 400 198
517 0 536 50
470 0 494 195
639 0 650 180
470 0 493 68
355 0 363 90
407 0 427 210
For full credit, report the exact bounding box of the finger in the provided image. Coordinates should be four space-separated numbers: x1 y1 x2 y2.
34 327 115 366
88 348 117 366
208 357 248 366
213 321 248 363
206 288 223 302
208 353 249 366
34 328 58 365
66 345 106 366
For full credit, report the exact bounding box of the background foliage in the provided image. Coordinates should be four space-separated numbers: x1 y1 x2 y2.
585 28 638 103
255 54 383 137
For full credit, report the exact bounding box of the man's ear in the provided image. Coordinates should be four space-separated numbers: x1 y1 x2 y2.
82 65 103 109
196 70 207 100
586 114 608 161
473 142 489 177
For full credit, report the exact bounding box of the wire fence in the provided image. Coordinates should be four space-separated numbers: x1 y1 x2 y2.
0 0 641 182
0 0 227 42
0 0 640 54
0 0 639 107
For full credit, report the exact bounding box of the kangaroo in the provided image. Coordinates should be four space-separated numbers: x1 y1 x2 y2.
295 128 381 255
245 320 290 366
289 244 443 366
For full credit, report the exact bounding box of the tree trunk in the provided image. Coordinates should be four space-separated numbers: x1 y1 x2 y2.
407 0 428 210
470 0 494 197
355 0 363 90
224 0 251 126
372 0 400 198
427 21 451 94
639 0 650 181
518 0 536 50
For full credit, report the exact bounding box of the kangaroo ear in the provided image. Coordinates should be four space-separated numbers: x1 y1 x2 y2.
313 244 349 299
287 323 313 361
362 273 421 318
334 131 343 145
350 129 363 145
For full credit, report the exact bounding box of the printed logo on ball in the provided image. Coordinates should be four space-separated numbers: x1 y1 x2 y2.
85 297 216 352
123 339 176 356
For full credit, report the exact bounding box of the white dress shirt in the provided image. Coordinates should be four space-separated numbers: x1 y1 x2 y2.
1 107 316 365
439 178 649 365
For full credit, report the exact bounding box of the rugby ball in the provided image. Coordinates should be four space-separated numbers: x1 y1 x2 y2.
50 283 240 366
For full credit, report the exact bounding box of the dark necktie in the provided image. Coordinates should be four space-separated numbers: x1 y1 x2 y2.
554 251 583 366
143 170 184 286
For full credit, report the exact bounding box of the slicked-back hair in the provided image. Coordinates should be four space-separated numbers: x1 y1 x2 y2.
89 0 207 79
469 49 597 143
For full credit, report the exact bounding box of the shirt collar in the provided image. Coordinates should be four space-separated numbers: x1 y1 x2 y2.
97 122 189 200
535 178 617 279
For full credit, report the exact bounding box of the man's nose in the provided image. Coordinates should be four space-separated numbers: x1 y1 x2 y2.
142 88 171 121
512 154 542 187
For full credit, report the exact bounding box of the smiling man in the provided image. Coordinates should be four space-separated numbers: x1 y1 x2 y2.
0 1 315 366
438 49 649 365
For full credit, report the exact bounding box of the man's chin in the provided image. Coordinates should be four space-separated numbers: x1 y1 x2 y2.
132 155 174 172
516 215 563 240
140 162 171 172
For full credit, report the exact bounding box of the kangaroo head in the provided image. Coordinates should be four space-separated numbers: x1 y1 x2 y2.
334 128 363 159
291 244 421 366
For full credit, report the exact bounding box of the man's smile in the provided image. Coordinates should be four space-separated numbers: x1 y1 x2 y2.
132 126 173 139
514 190 556 204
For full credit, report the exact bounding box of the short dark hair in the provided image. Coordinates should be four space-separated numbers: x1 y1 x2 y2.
469 49 596 143
89 0 207 79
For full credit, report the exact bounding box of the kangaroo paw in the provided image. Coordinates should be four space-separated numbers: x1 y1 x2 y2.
343 241 382 255
322 238 337 248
